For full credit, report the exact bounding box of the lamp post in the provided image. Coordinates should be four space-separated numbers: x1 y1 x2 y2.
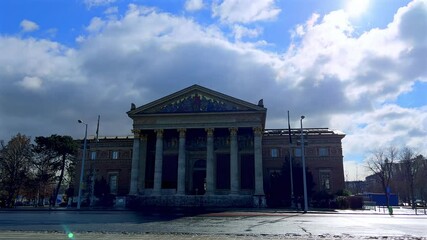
77 119 88 210
289 144 295 208
287 111 295 208
300 116 308 213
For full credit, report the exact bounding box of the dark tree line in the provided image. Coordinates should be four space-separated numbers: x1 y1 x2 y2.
0 133 77 208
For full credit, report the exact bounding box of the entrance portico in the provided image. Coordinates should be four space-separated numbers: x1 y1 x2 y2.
127 85 266 207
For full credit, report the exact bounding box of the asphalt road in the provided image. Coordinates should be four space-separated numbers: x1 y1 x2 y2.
0 209 426 239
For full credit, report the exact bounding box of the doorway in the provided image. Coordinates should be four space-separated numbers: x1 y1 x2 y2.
192 159 206 195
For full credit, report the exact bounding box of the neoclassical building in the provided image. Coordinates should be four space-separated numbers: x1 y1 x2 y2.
75 85 345 208
127 85 267 207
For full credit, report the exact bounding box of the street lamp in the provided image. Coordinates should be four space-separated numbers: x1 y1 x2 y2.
300 116 308 213
287 111 295 208
77 119 88 210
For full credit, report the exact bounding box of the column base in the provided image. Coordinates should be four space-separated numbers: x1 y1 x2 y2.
128 192 138 196
127 195 255 208
152 190 161 196
253 195 266 208
254 191 265 196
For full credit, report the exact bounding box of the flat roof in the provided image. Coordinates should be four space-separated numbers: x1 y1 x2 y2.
264 128 345 136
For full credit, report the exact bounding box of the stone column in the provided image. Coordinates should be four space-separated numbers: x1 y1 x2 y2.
137 134 147 194
176 128 186 195
253 127 265 196
129 130 140 195
153 129 164 195
205 128 215 195
229 127 239 195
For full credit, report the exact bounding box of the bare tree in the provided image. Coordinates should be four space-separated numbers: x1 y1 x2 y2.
0 134 33 207
367 146 398 213
400 147 419 209
414 155 427 205
391 163 409 204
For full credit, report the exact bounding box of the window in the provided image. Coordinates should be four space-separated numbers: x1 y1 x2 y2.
294 148 302 157
90 151 97 160
319 147 329 156
319 170 331 191
112 151 119 159
109 174 118 194
270 148 279 158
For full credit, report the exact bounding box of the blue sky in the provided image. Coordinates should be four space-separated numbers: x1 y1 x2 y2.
0 0 414 49
0 0 426 180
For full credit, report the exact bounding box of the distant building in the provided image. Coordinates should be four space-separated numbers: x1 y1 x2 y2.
345 180 366 195
75 85 345 207
365 173 383 193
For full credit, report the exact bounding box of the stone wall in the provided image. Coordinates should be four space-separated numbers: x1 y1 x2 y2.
127 195 265 208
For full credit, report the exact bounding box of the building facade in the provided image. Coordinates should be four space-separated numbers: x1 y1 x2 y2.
75 85 345 207
262 128 345 197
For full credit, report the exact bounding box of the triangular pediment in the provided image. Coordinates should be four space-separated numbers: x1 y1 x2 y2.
128 85 265 116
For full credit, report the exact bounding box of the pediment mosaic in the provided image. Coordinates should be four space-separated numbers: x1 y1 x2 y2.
146 92 251 113
128 85 266 117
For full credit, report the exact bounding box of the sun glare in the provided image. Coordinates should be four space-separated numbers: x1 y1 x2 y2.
345 0 370 17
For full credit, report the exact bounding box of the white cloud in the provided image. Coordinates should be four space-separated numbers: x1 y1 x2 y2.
0 37 77 82
232 25 262 41
282 10 358 85
104 6 118 15
20 19 39 32
45 28 58 38
279 0 427 159
212 0 281 24
86 17 106 32
345 0 370 18
84 0 116 8
336 104 427 161
18 76 43 90
185 0 204 12
282 1 425 101
343 160 370 181
76 35 86 43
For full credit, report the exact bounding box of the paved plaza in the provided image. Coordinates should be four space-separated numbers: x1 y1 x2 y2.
0 231 346 240
0 207 426 239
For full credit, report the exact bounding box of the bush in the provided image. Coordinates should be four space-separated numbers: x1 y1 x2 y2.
312 191 334 208
348 196 363 209
335 196 349 209
336 189 351 196
98 194 115 207
333 196 363 209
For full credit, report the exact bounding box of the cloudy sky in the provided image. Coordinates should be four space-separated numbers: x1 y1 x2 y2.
1 0 426 180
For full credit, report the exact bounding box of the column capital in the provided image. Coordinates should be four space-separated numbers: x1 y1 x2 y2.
177 128 186 138
140 134 147 141
205 128 214 137
253 127 263 136
131 129 141 137
155 129 164 138
229 127 238 136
